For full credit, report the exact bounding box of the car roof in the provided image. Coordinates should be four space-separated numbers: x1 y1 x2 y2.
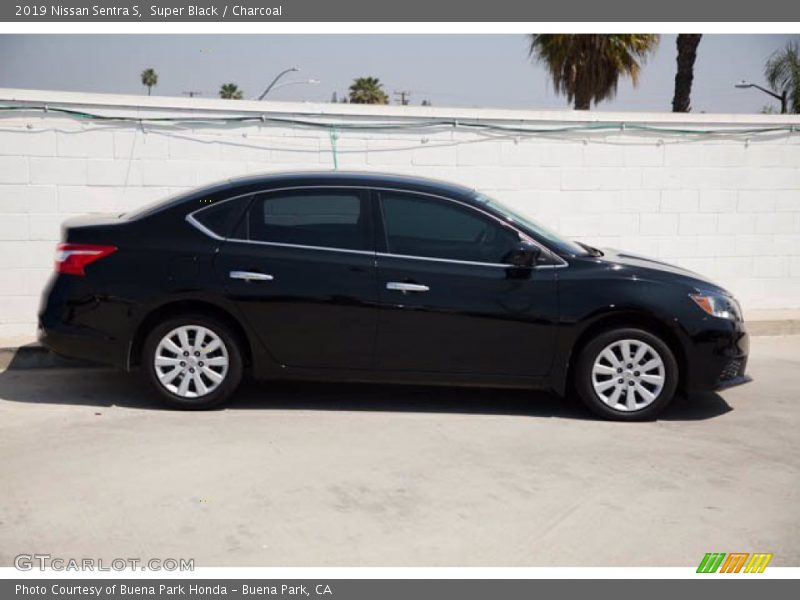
127 171 483 222
214 170 478 200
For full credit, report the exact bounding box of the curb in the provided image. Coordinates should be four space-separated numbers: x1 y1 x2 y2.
746 320 800 337
2 321 799 370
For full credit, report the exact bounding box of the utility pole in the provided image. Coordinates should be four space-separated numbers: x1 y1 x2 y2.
393 91 411 106
182 90 203 98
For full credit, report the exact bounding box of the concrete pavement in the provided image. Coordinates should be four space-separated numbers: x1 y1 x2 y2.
0 336 798 567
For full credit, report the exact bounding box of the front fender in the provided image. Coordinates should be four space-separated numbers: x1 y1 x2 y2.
550 274 694 396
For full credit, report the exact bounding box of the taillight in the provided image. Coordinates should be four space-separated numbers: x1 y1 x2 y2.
55 243 117 276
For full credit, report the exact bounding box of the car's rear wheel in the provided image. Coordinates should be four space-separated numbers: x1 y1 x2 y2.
143 314 243 409
574 327 678 421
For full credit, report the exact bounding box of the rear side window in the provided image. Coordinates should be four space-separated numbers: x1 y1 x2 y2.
247 190 371 251
380 192 520 264
191 194 251 238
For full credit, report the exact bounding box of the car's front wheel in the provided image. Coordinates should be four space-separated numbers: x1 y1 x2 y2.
143 314 243 409
574 327 678 421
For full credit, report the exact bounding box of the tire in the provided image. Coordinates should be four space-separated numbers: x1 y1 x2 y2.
574 327 678 421
142 314 243 409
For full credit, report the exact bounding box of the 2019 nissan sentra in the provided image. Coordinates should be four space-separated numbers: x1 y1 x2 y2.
38 171 750 420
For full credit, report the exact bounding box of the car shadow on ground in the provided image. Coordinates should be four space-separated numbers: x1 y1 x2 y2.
0 366 733 422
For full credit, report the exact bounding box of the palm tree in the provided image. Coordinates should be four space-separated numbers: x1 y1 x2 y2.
671 34 702 112
219 83 244 100
765 41 800 114
140 68 158 96
528 34 659 110
348 77 389 105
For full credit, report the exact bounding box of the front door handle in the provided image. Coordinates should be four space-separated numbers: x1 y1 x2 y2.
386 282 430 293
230 270 274 282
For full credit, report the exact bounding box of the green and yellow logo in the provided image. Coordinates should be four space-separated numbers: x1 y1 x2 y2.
697 552 773 573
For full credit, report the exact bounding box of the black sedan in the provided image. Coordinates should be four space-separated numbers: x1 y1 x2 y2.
38 171 750 420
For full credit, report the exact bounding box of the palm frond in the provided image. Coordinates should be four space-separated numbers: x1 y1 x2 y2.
528 34 658 109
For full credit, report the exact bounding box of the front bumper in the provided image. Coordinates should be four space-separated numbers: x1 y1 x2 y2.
683 317 750 392
715 373 753 390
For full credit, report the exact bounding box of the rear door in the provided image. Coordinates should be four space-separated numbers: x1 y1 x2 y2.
216 187 378 370
374 190 559 377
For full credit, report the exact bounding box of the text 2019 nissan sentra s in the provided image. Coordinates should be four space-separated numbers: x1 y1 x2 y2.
38 171 751 420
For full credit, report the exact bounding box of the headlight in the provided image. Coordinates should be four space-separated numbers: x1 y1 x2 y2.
690 293 741 321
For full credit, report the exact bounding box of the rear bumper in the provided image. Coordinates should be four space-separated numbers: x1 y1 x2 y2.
37 320 126 368
37 273 129 368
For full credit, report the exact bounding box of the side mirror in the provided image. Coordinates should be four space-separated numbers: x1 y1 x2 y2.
506 242 541 268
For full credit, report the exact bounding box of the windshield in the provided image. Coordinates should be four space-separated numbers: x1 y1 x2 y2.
473 192 589 256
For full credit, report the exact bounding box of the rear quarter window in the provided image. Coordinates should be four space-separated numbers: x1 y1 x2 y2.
191 195 252 238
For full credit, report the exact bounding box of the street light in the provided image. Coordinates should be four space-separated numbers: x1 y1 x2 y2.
734 80 788 114
257 67 299 100
267 79 321 94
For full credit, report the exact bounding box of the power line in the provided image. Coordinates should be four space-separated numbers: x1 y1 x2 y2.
0 104 796 140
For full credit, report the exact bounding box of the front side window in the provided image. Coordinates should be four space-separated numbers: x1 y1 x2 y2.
247 190 371 251
473 192 588 256
380 192 521 264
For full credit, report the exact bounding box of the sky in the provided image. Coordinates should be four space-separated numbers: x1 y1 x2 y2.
0 34 797 113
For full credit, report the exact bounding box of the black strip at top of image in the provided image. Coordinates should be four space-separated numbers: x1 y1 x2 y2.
3 0 800 22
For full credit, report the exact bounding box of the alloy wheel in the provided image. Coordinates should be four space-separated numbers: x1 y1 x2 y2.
154 325 229 398
591 339 666 412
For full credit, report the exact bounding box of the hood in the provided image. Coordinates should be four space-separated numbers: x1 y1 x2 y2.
599 247 729 295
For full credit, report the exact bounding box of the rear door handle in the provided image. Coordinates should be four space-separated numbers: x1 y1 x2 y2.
230 271 274 282
386 282 430 293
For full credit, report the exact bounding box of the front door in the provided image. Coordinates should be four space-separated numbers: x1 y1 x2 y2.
374 191 558 377
217 188 378 370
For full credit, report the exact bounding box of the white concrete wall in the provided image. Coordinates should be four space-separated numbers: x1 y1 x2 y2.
1 88 799 337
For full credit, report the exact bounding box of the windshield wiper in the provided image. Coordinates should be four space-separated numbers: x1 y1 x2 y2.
577 241 604 257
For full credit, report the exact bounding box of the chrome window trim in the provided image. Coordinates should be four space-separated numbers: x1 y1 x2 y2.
185 190 257 241
185 184 569 269
186 213 226 241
